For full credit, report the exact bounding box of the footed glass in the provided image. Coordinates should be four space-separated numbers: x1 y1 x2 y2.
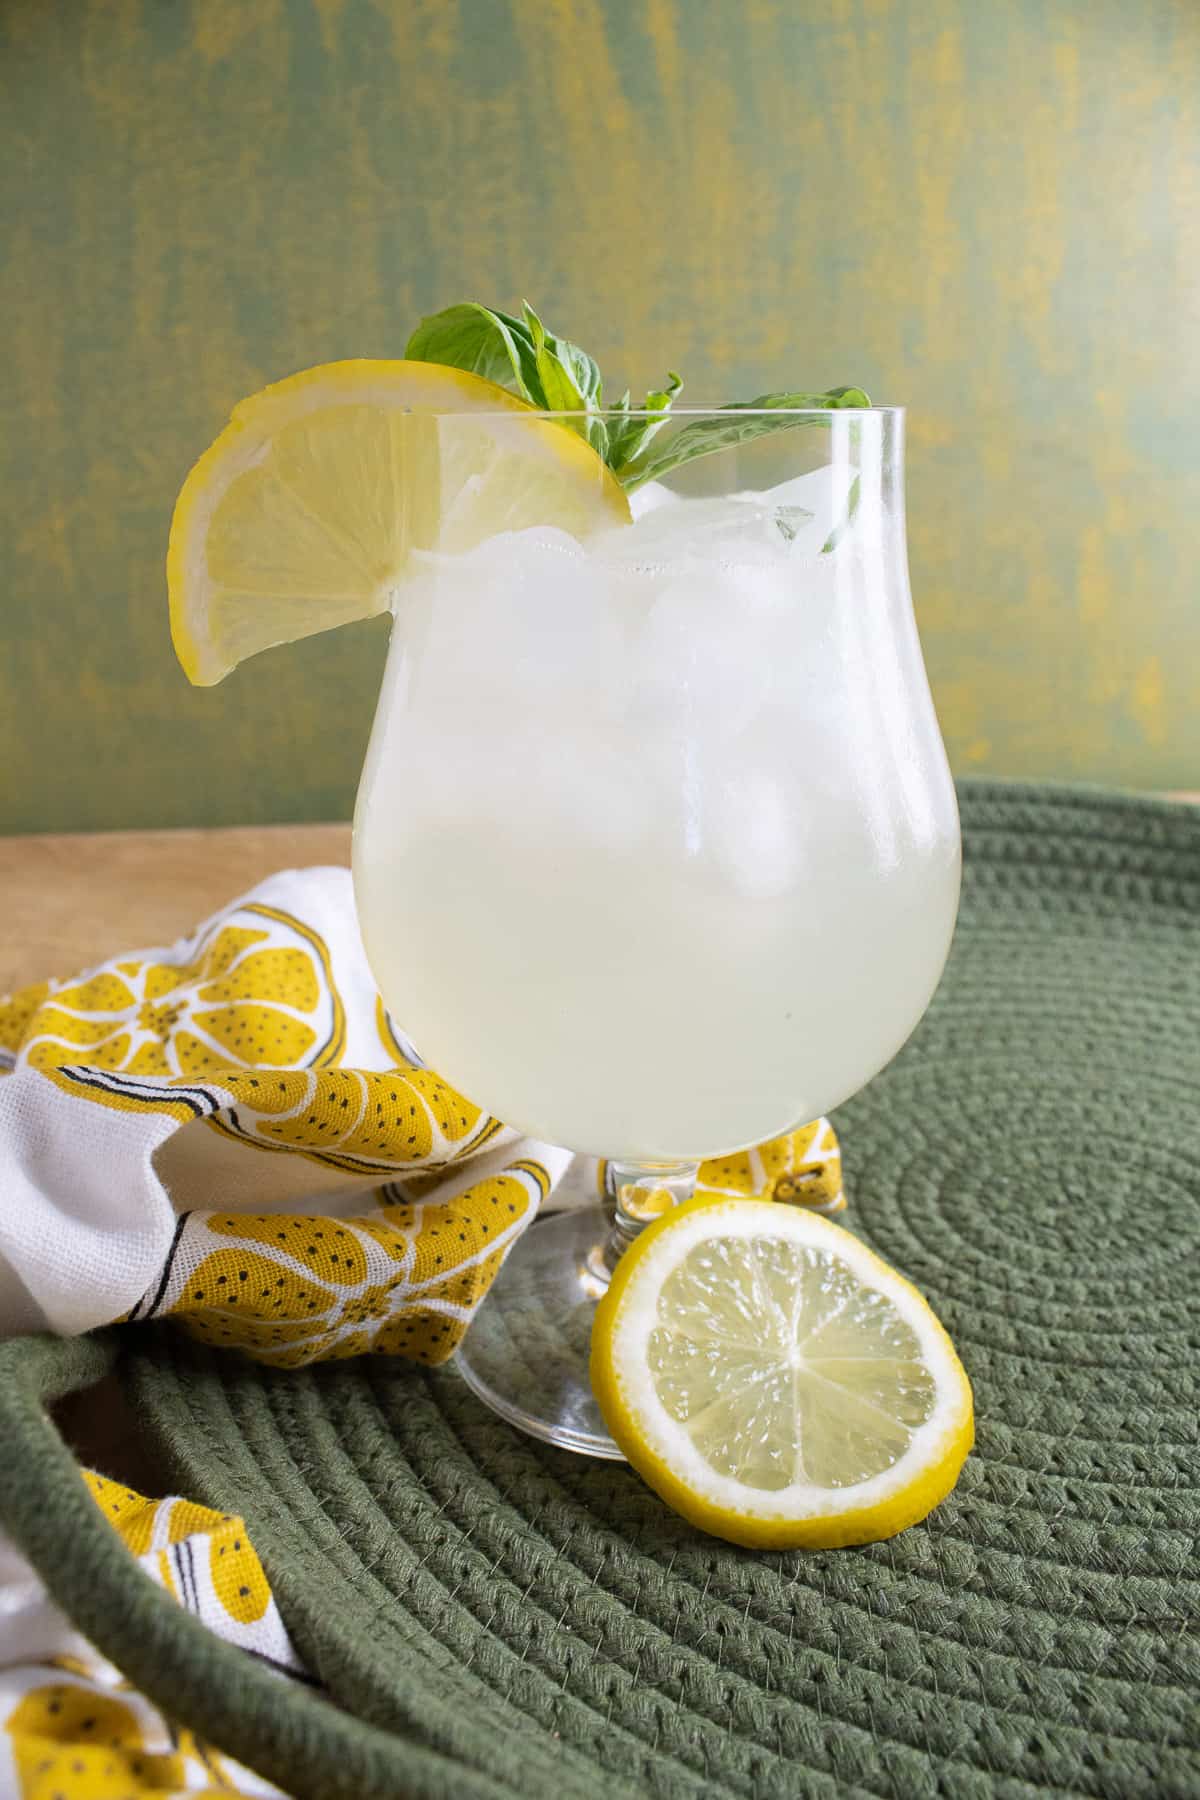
353 405 960 1457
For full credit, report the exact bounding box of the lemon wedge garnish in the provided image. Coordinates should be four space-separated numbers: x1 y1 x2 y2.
591 1198 973 1548
168 359 630 684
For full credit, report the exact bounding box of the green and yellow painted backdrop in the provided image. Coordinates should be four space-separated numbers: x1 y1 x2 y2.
2 0 1198 831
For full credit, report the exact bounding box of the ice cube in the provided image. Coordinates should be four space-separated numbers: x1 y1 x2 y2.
629 561 792 741
598 495 796 571
407 527 626 718
710 763 804 901
633 721 807 899
628 479 680 520
743 464 859 555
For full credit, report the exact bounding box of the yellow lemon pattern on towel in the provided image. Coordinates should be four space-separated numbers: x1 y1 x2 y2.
211 1066 488 1172
154 1165 545 1367
13 904 343 1085
698 1116 845 1213
2 1470 296 1798
7 1684 187 1799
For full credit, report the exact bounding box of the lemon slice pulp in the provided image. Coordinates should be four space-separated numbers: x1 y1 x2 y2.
591 1198 973 1548
168 359 630 685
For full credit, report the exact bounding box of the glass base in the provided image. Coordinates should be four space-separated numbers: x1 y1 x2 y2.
454 1203 627 1460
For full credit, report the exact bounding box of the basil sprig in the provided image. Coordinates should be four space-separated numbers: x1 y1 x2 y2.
406 302 870 511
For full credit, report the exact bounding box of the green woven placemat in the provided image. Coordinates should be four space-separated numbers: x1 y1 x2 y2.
1 781 1198 1800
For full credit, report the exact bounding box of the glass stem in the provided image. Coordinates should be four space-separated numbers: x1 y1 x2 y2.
601 1158 700 1277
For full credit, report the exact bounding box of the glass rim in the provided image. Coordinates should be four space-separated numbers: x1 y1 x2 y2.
399 405 903 420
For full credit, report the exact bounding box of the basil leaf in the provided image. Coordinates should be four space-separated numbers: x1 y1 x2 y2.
523 302 585 411
604 372 684 475
523 301 607 449
618 370 683 471
645 372 685 411
597 391 632 462
487 307 552 404
621 387 870 491
585 415 610 461
595 390 634 468
546 330 603 407
411 300 606 447
405 303 543 400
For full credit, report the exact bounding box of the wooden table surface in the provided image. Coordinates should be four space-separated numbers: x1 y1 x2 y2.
0 822 352 996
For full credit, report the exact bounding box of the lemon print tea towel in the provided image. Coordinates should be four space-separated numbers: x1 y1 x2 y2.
0 866 844 1364
0 1467 297 1799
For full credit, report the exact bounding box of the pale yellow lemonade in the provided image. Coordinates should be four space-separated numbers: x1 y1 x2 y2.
353 456 960 1159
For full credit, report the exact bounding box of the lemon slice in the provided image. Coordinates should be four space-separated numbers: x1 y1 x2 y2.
168 359 630 684
591 1198 973 1548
